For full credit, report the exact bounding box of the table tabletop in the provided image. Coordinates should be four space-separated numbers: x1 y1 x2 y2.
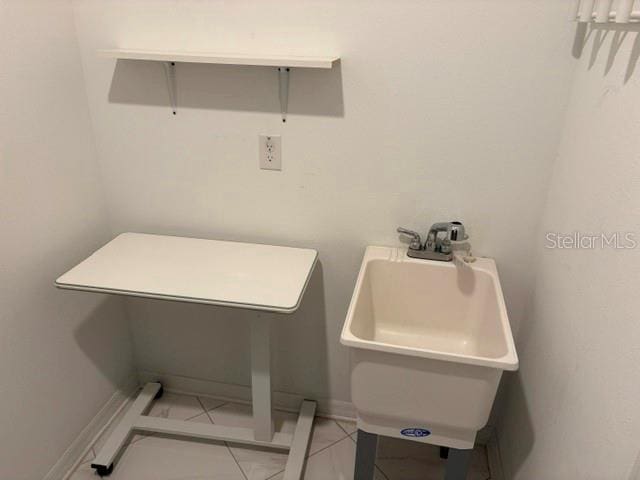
56 232 317 313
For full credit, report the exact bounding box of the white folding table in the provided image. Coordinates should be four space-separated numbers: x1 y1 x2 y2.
56 232 318 478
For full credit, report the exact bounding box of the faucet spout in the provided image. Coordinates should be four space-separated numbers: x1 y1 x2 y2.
425 222 451 251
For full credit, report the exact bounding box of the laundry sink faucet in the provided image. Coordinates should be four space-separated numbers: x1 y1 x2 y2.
397 221 467 261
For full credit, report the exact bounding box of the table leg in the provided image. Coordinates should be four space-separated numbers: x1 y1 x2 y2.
282 399 316 480
251 316 274 441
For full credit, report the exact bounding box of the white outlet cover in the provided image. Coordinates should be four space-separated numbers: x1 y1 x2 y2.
259 135 282 171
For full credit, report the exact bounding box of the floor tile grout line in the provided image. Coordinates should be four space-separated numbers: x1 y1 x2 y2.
372 456 394 479
376 465 391 480
264 468 285 480
344 432 393 479
224 441 248 480
130 399 224 447
164 398 363 480
204 400 288 480
305 432 351 459
255 419 355 480
197 397 248 480
264 434 384 480
334 419 356 438
197 395 231 413
184 409 211 422
85 396 488 480
267 429 354 479
85 400 397 480
196 396 209 417
197 396 219 426
207 400 231 414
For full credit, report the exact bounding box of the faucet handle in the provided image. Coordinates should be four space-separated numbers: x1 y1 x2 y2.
397 227 422 250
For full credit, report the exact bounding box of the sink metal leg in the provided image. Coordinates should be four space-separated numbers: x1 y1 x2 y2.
444 447 473 480
440 446 450 459
354 429 378 480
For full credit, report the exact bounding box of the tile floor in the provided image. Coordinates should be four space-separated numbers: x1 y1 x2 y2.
70 392 491 480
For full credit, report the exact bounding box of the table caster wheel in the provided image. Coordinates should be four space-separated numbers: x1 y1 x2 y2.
154 384 163 400
91 463 113 477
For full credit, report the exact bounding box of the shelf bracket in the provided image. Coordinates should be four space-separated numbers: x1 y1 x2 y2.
278 67 290 123
163 61 177 115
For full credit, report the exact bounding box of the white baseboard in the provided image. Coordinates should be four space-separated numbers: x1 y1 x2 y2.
138 370 356 421
485 427 506 480
43 374 138 480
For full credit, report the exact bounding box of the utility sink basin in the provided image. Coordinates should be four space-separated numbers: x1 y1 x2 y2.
340 246 518 449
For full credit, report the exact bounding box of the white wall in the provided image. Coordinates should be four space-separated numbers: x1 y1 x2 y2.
498 24 640 479
0 1 134 478
71 0 576 407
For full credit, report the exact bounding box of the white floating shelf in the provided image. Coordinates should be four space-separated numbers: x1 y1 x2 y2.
98 49 339 69
99 49 339 120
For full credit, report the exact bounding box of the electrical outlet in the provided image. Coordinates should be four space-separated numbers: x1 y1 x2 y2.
259 135 281 171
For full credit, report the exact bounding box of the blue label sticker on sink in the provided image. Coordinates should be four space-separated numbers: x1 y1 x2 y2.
401 428 431 438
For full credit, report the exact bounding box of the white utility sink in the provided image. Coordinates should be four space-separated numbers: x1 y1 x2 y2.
340 246 518 449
